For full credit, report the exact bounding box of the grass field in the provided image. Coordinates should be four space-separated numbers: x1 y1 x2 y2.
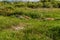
0 8 60 40
0 1 60 40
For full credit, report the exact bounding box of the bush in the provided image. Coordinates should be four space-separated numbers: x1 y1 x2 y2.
43 2 53 8
15 2 26 7
37 2 43 8
27 2 37 8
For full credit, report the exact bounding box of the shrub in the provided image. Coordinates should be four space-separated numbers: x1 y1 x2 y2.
27 2 37 8
15 2 26 7
43 2 53 8
37 2 43 8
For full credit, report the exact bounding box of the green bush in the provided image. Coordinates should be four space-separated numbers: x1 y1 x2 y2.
0 1 60 8
44 2 52 8
37 2 43 8
15 2 26 7
27 2 37 8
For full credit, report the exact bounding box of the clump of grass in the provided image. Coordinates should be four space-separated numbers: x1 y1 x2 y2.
0 16 20 30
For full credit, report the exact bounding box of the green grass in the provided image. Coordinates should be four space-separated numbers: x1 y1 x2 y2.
0 15 60 40
0 2 60 40
0 3 60 40
0 16 20 30
0 7 60 19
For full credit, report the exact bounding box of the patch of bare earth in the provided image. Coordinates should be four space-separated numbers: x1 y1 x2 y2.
12 23 28 31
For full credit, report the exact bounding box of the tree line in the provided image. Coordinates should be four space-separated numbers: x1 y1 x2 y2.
0 0 60 8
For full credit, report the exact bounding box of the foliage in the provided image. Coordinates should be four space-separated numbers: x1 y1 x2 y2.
0 1 60 40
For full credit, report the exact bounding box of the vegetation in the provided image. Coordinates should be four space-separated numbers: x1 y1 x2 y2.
0 0 60 8
0 0 60 40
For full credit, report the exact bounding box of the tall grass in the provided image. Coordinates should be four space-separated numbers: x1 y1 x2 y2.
0 2 60 40
0 16 20 30
0 18 60 40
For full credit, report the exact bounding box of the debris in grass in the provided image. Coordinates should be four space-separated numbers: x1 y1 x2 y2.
13 27 24 30
12 23 27 30
16 15 31 19
24 16 31 19
16 15 24 19
25 16 30 19
45 18 55 21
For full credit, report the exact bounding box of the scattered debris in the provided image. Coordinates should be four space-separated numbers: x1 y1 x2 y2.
16 15 24 19
45 18 55 21
12 23 28 31
19 16 24 19
24 16 30 19
16 15 31 19
12 26 24 30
